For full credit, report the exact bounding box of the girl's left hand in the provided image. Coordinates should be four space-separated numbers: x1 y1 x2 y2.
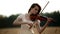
47 18 53 23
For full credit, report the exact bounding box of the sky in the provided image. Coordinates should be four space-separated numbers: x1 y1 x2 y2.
0 0 60 16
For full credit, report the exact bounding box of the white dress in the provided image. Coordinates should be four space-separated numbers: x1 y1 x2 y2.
13 14 41 34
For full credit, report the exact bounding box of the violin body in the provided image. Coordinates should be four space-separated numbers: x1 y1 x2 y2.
30 14 47 21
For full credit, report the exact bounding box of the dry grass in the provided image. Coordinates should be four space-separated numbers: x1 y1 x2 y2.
0 27 60 34
41 27 60 34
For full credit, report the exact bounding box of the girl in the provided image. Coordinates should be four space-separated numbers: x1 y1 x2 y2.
13 3 52 34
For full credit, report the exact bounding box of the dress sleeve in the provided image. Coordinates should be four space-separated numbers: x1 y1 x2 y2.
13 14 23 24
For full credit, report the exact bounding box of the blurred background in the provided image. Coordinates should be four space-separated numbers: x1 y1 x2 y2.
0 0 60 34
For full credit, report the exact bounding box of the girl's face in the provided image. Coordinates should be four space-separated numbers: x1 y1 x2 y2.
30 6 39 15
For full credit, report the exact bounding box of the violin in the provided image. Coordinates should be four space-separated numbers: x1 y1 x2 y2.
29 14 55 29
30 14 47 21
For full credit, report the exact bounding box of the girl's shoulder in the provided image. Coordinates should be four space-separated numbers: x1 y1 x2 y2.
17 14 24 18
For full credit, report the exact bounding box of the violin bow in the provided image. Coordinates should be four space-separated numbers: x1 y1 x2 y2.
40 1 49 14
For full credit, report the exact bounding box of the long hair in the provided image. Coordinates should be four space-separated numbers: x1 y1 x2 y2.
28 3 41 14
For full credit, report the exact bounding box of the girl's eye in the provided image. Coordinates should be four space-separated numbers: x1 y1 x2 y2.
35 9 38 11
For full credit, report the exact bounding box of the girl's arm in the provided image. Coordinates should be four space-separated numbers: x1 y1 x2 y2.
13 17 33 26
39 18 52 33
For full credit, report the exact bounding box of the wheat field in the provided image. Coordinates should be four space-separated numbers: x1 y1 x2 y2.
0 27 60 34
